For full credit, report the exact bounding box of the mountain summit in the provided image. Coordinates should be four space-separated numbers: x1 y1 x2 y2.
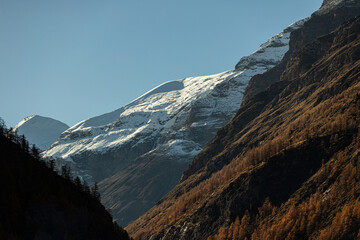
14 115 69 150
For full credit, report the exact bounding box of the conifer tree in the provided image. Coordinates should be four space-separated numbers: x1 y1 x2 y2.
61 165 72 180
83 181 90 194
74 176 82 190
20 135 29 153
31 144 40 159
48 158 56 171
91 183 101 202
0 117 5 134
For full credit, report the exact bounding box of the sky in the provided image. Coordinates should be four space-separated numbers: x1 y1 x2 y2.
0 0 323 128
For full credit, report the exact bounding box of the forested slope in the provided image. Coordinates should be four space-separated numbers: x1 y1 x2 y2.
127 6 360 240
0 123 130 240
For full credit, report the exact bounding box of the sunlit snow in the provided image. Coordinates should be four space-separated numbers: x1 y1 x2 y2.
43 18 308 182
14 115 69 150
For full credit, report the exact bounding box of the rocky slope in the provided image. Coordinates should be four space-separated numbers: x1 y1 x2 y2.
182 0 360 181
127 1 360 239
239 0 360 106
42 19 306 226
13 115 69 150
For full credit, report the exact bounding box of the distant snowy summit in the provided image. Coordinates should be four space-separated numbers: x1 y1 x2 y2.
14 115 69 150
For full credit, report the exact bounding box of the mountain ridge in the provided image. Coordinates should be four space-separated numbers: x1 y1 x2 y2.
41 17 307 226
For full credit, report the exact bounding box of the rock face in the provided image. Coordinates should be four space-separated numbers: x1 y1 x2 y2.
182 0 360 181
126 3 360 239
13 115 69 150
42 19 306 226
318 0 360 14
239 0 360 107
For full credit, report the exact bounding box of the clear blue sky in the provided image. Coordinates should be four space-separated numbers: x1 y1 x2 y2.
1 0 323 127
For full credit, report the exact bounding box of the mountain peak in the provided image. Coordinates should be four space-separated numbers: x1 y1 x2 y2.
14 115 69 150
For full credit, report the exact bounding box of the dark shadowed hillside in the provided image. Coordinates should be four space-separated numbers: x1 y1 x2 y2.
127 1 360 239
0 124 130 240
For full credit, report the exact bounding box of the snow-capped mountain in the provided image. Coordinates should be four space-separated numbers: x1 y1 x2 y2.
43 18 307 226
14 115 69 150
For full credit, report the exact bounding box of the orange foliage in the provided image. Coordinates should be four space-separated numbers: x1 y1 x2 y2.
318 200 360 240
209 137 360 240
128 82 360 240
211 212 251 240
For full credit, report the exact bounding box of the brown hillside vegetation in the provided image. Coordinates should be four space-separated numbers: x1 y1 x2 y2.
210 132 360 240
127 13 360 240
183 0 360 183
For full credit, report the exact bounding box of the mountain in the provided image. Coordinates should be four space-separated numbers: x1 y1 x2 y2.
0 123 130 239
42 18 306 226
13 115 69 150
239 0 360 106
182 0 360 182
127 1 360 239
